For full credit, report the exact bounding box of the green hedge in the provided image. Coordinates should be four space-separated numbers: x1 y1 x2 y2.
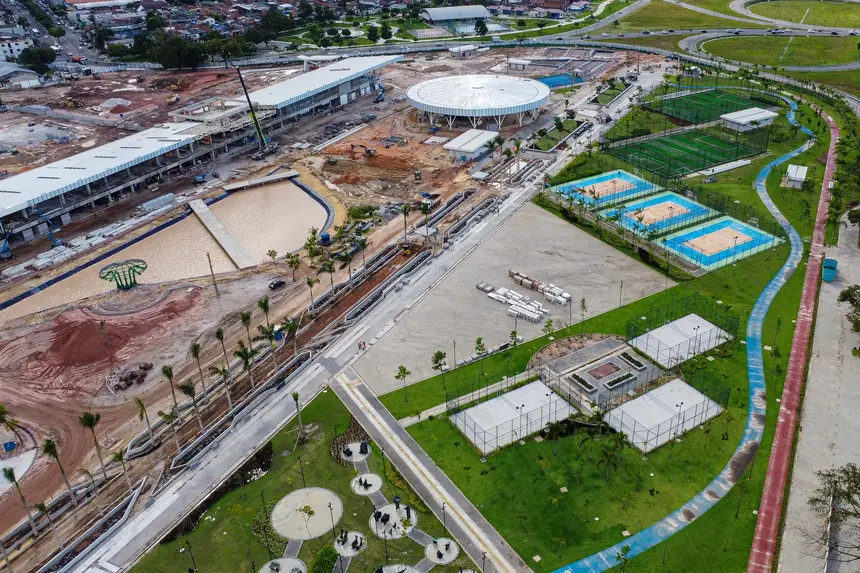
310 546 338 573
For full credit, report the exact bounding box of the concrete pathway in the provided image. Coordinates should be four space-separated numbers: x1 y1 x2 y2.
779 217 860 573
333 368 530 573
284 538 303 559
188 199 256 269
408 529 436 546
334 555 352 573
416 557 436 573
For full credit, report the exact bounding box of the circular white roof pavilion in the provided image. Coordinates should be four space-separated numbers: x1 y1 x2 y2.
407 75 550 128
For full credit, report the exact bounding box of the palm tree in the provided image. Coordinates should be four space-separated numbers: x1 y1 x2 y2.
111 451 133 492
214 327 231 373
35 502 61 547
209 364 234 410
3 467 37 535
255 324 279 370
344 253 354 284
282 317 300 356
162 364 178 410
78 411 107 482
493 134 505 158
545 420 565 455
357 238 368 270
306 276 320 306
178 382 204 432
0 403 23 446
609 432 629 465
420 202 431 243
134 396 153 444
43 439 77 506
77 468 102 515
234 340 258 389
189 342 208 401
483 139 496 159
319 258 335 291
596 448 619 481
513 137 522 170
157 409 181 453
286 253 301 281
257 296 271 329
579 432 597 461
401 203 410 245
292 391 304 438
240 311 253 348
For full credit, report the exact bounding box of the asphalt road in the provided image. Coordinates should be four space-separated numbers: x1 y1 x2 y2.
2 0 98 61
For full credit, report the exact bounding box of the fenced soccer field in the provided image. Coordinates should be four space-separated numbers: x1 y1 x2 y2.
645 89 780 125
607 128 768 180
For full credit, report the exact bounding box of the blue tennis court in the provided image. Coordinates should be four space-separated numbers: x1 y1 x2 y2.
661 216 782 271
601 192 717 236
538 74 585 89
550 169 659 208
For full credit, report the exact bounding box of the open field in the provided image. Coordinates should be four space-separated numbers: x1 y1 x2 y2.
354 202 670 395
646 89 778 124
670 0 735 14
749 0 860 26
785 69 860 97
596 34 695 50
597 1 768 32
704 35 860 66
130 391 470 573
605 106 687 140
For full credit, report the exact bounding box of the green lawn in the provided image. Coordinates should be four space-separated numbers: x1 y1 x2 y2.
671 0 735 15
749 0 860 27
604 106 685 141
534 118 581 151
595 79 630 104
704 36 860 67
130 391 470 573
784 70 860 97
595 1 768 33
595 34 695 50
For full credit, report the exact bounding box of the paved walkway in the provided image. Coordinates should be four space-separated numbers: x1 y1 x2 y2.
778 218 860 572
284 539 303 559
333 368 530 573
748 104 839 573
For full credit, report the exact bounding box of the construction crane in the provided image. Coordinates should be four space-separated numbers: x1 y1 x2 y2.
0 232 12 260
32 206 63 248
373 77 386 103
235 66 279 160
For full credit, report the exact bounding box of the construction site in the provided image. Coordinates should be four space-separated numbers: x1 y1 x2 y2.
0 43 646 573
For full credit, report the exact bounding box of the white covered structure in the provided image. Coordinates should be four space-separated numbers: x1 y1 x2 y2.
420 5 490 22
508 59 532 71
721 107 778 132
444 129 498 161
407 74 549 129
449 44 477 59
785 164 808 189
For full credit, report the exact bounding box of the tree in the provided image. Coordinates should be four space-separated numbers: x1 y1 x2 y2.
395 365 411 401
17 46 56 74
474 337 487 374
357 237 369 270
580 432 597 461
107 43 129 58
367 25 379 43
145 10 166 30
380 22 392 40
807 463 860 561
111 450 133 492
79 411 108 482
3 468 37 536
178 382 204 432
545 420 565 455
401 204 410 245
190 342 208 400
292 391 304 438
554 116 565 132
93 25 114 50
162 364 178 410
282 317 300 356
36 501 61 547
17 16 29 27
0 403 23 446
580 297 588 334
543 319 554 337
838 285 860 333
420 201 431 243
286 253 301 281
43 439 77 507
234 340 258 388
431 350 447 389
319 258 335 291
48 26 65 38
615 545 631 572
241 311 254 348
298 504 315 536
209 364 234 410
474 19 488 36
596 448 618 480
257 296 271 329
267 249 278 264
214 326 231 377
306 276 320 306
157 408 181 453
255 324 279 369
610 432 628 465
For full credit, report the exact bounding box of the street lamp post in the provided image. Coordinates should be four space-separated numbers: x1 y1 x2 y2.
297 455 307 488
328 502 336 545
442 502 448 538
185 540 199 573
482 552 487 573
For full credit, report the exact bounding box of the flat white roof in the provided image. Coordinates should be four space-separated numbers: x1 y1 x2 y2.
421 5 491 20
444 129 498 153
0 123 198 217
408 74 550 118
787 164 808 181
720 107 778 125
246 55 402 109
449 44 477 52
508 59 532 65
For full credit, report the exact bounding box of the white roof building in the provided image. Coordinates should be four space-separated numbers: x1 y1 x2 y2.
720 107 778 131
0 123 198 218
787 165 808 181
245 55 402 109
444 129 498 161
421 5 491 21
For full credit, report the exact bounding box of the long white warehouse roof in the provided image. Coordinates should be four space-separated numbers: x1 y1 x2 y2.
421 5 490 20
444 129 498 153
787 164 808 181
246 55 403 109
0 123 199 218
720 107 778 125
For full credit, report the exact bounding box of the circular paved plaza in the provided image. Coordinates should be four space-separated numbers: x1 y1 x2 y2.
271 487 343 540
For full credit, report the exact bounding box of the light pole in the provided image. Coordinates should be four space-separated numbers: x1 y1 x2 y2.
453 340 457 367
328 502 336 545
442 502 448 538
482 552 487 573
297 454 307 488
185 540 198 573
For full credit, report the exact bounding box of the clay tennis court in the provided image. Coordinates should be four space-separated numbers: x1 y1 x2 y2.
580 178 635 198
685 227 753 255
634 201 691 226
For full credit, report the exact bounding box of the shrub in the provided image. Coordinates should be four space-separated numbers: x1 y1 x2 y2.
630 127 651 138
385 462 429 513
348 204 376 219
251 502 287 555
310 546 338 573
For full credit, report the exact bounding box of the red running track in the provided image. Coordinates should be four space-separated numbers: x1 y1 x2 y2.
747 107 840 572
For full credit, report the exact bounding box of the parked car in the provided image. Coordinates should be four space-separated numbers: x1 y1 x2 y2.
268 279 286 290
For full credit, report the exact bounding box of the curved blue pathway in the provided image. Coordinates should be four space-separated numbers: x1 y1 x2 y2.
553 96 816 572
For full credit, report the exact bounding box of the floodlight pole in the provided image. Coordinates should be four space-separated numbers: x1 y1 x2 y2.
207 251 220 297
